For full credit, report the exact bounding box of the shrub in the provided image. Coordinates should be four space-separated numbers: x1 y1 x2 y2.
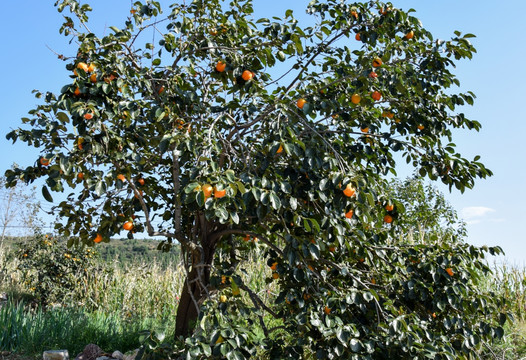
16 233 102 306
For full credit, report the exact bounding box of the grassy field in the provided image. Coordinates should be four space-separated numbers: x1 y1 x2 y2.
1 236 525 359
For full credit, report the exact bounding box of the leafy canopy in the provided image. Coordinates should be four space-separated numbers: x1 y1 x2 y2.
5 0 506 358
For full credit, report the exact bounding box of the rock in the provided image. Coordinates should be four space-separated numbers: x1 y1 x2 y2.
111 351 124 360
122 349 139 360
75 344 103 360
43 350 69 360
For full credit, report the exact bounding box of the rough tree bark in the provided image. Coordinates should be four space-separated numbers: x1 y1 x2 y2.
174 224 218 338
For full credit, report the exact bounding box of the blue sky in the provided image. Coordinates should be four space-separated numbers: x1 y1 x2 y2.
1 1 525 264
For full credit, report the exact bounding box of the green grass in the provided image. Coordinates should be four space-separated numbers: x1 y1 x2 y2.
0 299 171 355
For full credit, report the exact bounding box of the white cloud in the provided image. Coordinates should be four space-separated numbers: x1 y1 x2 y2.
461 206 496 220
465 219 481 225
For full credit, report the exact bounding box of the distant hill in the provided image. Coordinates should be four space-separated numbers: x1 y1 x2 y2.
2 236 180 268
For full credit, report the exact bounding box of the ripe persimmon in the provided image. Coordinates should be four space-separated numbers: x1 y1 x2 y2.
369 71 378 79
242 70 254 81
384 214 393 223
270 262 278 271
445 267 454 276
87 63 96 72
214 187 226 198
296 98 307 109
137 178 145 186
77 62 89 72
361 126 369 133
351 94 361 104
202 184 213 198
77 172 84 180
324 306 331 314
40 158 50 166
405 30 414 40
209 28 218 36
350 10 358 19
417 124 425 130
385 203 394 211
117 174 126 182
355 33 361 41
215 61 226 72
345 209 354 219
84 112 93 120
74 87 81 96
272 272 279 279
379 7 391 15
343 183 356 197
277 144 284 154
371 91 382 101
123 221 134 231
382 111 394 119
90 73 97 83
94 233 103 243
372 57 383 67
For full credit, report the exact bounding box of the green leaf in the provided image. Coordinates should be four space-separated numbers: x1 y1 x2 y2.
336 329 350 344
225 169 236 182
229 211 239 224
283 143 294 154
319 178 329 191
42 186 53 202
56 112 69 123
201 343 212 357
159 134 172 153
270 192 281 210
236 181 246 193
308 243 320 260
350 339 362 353
303 218 311 232
196 191 205 207
95 180 106 196
289 197 298 210
280 181 292 194
185 182 200 193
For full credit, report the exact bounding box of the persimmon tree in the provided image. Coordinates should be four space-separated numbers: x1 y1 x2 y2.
5 0 507 358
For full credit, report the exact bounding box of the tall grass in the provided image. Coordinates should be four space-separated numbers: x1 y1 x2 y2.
2 240 526 358
0 244 275 356
480 263 526 359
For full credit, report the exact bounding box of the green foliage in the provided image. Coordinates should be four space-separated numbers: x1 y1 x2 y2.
4 0 506 358
136 330 174 360
16 233 101 306
0 299 163 355
387 176 467 241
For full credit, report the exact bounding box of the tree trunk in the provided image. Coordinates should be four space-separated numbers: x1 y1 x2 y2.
174 243 215 339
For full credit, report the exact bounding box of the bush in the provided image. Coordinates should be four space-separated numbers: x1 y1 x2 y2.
16 233 102 306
